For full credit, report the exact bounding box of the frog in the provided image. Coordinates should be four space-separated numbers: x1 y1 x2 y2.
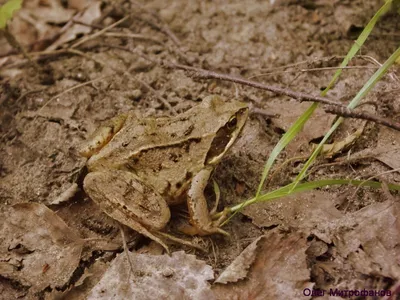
79 95 248 251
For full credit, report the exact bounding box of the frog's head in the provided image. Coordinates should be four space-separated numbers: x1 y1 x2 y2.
202 95 249 165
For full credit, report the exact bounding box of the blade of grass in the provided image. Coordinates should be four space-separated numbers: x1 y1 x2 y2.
0 0 22 29
253 1 393 199
292 46 400 191
322 0 393 93
219 179 400 216
254 103 317 198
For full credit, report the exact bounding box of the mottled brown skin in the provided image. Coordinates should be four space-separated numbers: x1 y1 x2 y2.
80 96 248 250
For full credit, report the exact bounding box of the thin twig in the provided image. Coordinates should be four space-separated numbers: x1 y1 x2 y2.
130 0 181 47
155 231 206 252
104 32 162 44
352 167 400 198
248 65 378 79
107 45 344 107
133 77 177 115
72 19 104 30
102 45 400 131
2 27 41 72
37 75 111 114
67 48 105 66
71 15 130 49
167 62 346 107
325 106 400 131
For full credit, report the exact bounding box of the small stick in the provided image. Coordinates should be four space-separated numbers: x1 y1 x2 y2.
351 167 400 199
97 45 400 131
130 0 181 47
325 106 400 131
104 32 162 44
167 62 346 107
168 63 400 131
2 27 41 72
37 75 111 114
71 15 130 49
132 77 177 115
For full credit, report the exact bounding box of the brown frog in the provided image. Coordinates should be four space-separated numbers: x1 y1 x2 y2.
80 95 248 250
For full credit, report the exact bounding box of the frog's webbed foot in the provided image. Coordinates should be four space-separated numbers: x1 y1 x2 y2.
83 170 171 252
153 231 207 252
185 167 230 237
178 221 229 237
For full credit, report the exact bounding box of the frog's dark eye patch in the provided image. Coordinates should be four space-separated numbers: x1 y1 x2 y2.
205 114 240 164
227 116 237 129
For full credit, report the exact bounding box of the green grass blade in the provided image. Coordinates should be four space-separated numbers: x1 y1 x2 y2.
322 0 393 93
227 179 400 214
287 1 395 190
292 46 400 189
253 1 393 199
0 0 22 29
254 103 318 197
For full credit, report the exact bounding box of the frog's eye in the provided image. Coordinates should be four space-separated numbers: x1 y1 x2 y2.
227 116 237 129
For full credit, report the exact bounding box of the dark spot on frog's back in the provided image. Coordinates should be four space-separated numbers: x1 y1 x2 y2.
184 124 194 136
183 138 201 152
175 116 189 123
170 132 177 138
169 153 181 162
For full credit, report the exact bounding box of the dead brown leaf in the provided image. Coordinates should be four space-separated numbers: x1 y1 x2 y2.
212 231 312 300
215 236 263 284
242 190 344 243
0 203 83 293
46 1 102 51
373 127 400 170
265 99 336 155
88 251 215 300
333 200 400 279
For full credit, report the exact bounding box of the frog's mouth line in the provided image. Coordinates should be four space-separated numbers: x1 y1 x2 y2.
205 108 248 165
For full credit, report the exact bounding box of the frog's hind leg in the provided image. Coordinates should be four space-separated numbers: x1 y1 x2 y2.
83 169 171 252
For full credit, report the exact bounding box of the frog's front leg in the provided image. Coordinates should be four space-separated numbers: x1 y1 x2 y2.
80 114 128 158
83 169 171 251
185 167 229 236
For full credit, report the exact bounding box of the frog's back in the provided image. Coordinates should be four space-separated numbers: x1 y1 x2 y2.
86 96 248 203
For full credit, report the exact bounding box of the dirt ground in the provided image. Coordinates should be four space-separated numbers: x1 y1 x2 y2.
1 0 400 299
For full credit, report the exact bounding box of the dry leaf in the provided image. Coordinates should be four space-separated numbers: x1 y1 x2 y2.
265 99 336 155
216 236 263 284
243 190 344 243
317 128 363 158
46 0 102 51
88 251 215 300
213 231 312 300
374 127 400 170
0 203 83 293
333 200 400 279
